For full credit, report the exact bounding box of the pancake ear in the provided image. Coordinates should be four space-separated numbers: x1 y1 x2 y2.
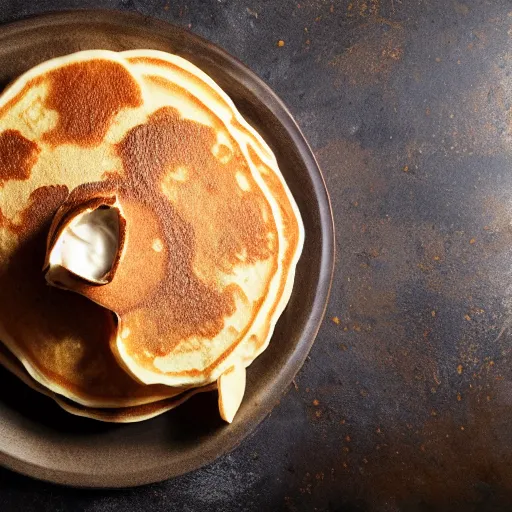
217 365 246 423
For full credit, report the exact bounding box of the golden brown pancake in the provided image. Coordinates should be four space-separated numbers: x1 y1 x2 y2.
0 49 303 422
43 51 304 399
0 341 215 423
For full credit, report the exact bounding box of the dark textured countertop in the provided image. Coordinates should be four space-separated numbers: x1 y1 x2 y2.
1 1 512 510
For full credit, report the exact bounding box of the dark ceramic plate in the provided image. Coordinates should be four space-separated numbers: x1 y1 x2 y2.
0 10 334 488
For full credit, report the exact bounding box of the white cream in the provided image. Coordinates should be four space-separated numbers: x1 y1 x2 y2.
49 207 120 283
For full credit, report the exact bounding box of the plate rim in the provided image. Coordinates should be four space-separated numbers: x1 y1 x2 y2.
0 9 335 488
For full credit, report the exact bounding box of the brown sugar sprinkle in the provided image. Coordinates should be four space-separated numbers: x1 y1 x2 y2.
277 40 285 47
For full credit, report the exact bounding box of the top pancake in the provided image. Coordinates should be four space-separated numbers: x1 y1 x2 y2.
1 49 304 393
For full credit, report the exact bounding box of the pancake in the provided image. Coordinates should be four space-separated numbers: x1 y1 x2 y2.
43 50 304 400
0 51 188 407
0 341 215 423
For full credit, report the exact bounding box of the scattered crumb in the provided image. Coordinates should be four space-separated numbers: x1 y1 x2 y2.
277 40 285 47
431 310 436 317
469 238 476 244
332 316 340 325
403 165 409 172
457 364 463 375
464 314 471 321
313 399 319 406
457 393 462 401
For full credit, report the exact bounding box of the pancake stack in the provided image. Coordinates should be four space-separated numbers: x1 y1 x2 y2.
0 50 304 423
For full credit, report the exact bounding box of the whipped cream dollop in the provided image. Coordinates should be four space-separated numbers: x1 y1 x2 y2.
49 207 120 283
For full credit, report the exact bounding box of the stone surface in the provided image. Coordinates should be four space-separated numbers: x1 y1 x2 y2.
2 1 512 511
